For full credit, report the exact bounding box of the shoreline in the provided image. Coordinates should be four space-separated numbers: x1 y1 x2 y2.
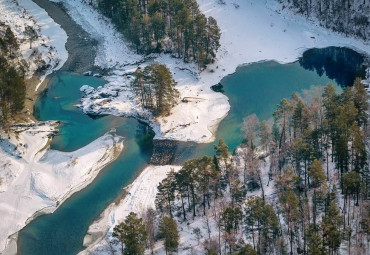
0 0 114 253
80 162 150 252
15 0 100 124
32 0 98 73
4 0 370 254
23 0 99 119
76 0 370 144
11 134 124 254
80 0 370 252
80 165 182 255
1 130 124 255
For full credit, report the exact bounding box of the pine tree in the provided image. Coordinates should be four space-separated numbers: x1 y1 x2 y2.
143 208 157 254
4 27 18 57
238 244 257 255
352 78 369 127
177 159 198 217
151 63 179 116
150 12 165 48
308 159 327 225
242 114 260 149
0 56 26 128
230 178 246 207
155 170 176 217
322 201 342 254
306 224 325 255
206 16 221 62
322 83 338 158
259 120 272 152
214 139 229 170
342 171 361 214
350 123 367 173
195 156 218 215
97 0 220 66
221 206 243 234
280 189 299 255
24 25 38 49
273 98 293 150
112 212 147 255
244 196 279 253
158 216 180 255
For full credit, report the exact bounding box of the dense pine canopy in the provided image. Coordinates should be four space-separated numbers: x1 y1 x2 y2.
132 62 179 116
0 26 26 128
97 0 221 68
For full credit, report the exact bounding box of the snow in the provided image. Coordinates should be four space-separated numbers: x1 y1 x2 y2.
0 0 68 89
0 122 124 254
50 0 142 69
81 148 278 255
80 165 181 255
63 0 370 143
74 0 370 253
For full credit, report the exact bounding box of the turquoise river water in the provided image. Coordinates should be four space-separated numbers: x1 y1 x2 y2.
17 47 365 254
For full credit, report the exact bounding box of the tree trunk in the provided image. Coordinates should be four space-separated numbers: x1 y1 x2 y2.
180 192 186 220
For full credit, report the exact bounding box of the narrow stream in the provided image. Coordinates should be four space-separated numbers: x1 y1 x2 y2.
17 47 366 254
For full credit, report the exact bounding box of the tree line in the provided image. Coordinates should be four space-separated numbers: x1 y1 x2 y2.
132 62 179 117
0 26 26 129
96 0 221 69
279 0 369 40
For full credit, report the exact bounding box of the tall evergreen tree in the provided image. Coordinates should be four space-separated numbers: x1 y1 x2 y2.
158 216 180 255
322 201 342 254
112 212 147 255
155 169 176 217
308 159 327 225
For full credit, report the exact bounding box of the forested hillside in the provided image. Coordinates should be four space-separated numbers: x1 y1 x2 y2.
278 0 370 40
112 80 370 254
95 0 221 69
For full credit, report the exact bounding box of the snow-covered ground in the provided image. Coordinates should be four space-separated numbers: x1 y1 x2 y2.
80 165 182 255
49 0 142 69
74 0 370 253
63 0 370 143
0 0 67 89
81 149 275 255
0 123 123 254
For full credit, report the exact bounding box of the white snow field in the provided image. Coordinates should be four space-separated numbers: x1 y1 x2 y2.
0 0 68 89
80 165 182 255
59 0 369 143
0 122 124 254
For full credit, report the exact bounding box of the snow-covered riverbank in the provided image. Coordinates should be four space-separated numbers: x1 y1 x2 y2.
0 122 124 254
58 0 370 143
79 165 181 255
76 0 370 253
0 0 67 89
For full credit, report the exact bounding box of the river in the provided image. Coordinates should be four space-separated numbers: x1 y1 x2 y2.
18 44 366 255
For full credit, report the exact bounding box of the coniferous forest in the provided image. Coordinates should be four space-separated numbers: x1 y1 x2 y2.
279 0 370 40
1 0 370 255
114 80 370 255
0 25 26 129
96 0 221 69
